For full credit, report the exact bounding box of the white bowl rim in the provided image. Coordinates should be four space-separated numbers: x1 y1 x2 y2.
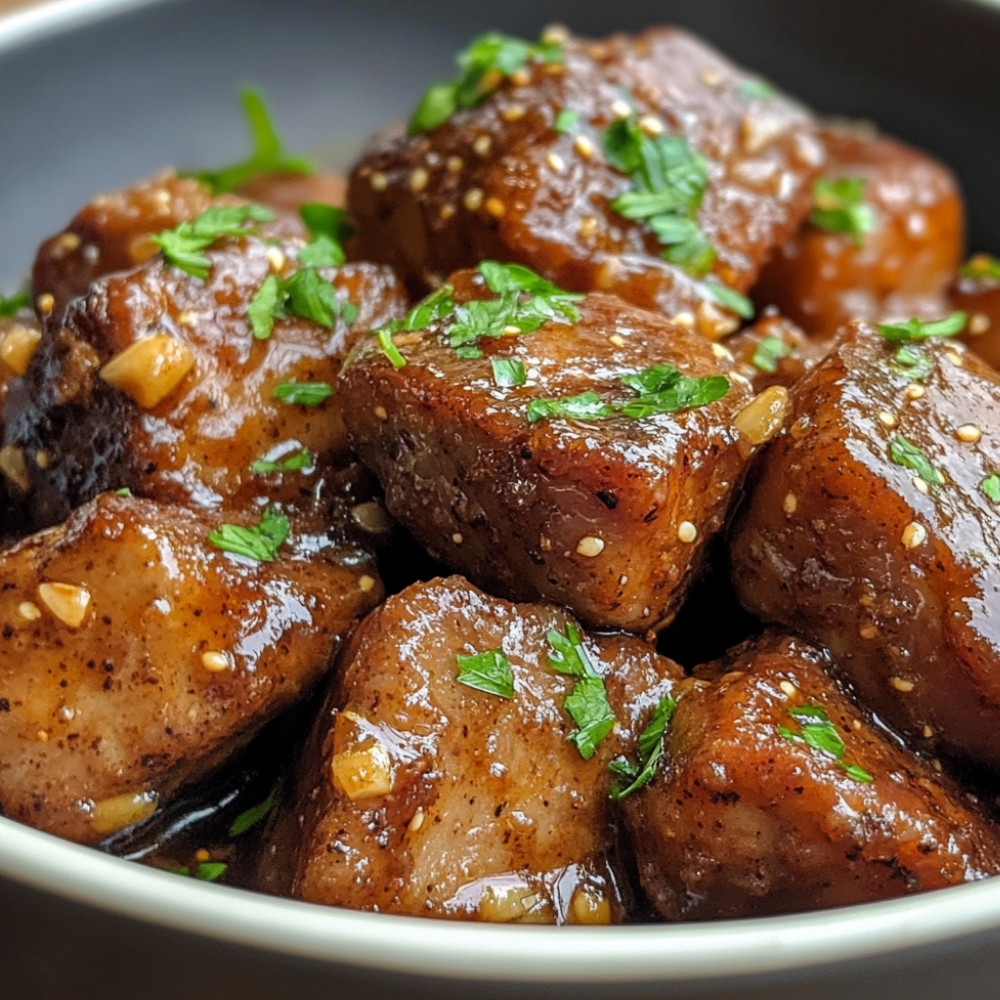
4 0 1000 986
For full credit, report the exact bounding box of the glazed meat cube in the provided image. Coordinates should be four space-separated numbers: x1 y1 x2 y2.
951 254 1000 371
620 631 1000 920
721 310 827 394
729 319 1000 772
260 575 682 922
0 491 382 844
752 125 963 336
348 26 825 337
0 309 40 539
4 228 407 528
338 265 766 633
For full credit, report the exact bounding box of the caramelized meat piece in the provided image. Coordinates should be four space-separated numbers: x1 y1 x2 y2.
261 575 682 922
0 310 40 538
237 170 347 215
339 267 761 633
730 320 1000 772
621 631 1000 920
951 255 1000 370
348 27 824 336
0 491 382 844
722 310 827 393
4 232 407 528
753 125 963 336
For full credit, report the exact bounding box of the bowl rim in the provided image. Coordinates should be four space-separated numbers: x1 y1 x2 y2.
4 0 1000 986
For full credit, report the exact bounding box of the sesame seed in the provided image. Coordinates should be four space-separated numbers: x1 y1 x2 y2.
931 758 943 773
574 135 596 159
878 410 898 429
18 601 41 621
452 532 464 545
955 423 982 443
541 23 569 44
446 156 464 173
485 196 506 218
576 535 605 557
266 246 286 272
35 450 51 469
463 188 484 211
905 383 925 400
922 724 935 739
702 69 723 86
539 534 552 551
57 231 81 252
177 310 200 327
677 521 698 543
710 342 733 360
546 151 565 172
502 325 521 335
369 172 388 192
610 99 632 119
969 313 991 335
439 204 456 221
944 349 964 368
608 333 626 348
901 522 927 549
201 651 232 673
783 492 798 515
373 405 388 421
859 623 879 639
408 807 426 832
638 115 664 136
912 477 929 495
779 680 797 697
36 292 55 317
36 730 49 742
889 676 915 693
501 104 526 122
409 167 429 193
358 575 377 593
618 574 628 586
578 215 598 238
510 68 530 87
472 134 492 157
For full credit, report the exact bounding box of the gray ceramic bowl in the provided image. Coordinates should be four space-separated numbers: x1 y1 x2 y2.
2 1 1000 997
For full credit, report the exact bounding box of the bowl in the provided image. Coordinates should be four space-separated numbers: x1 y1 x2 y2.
2 0 1000 997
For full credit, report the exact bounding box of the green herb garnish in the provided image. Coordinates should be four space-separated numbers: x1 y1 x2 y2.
297 203 353 268
527 391 616 424
491 357 526 387
609 695 677 800
208 505 291 562
737 78 776 100
889 435 944 488
272 381 333 406
877 312 967 342
960 253 1000 283
752 335 793 373
249 447 313 475
456 649 516 699
892 344 935 381
809 176 876 242
703 279 755 320
778 704 872 783
409 32 565 134
229 781 282 837
248 268 355 340
0 286 30 317
981 473 1000 504
553 108 580 134
151 204 275 280
189 87 313 196
546 622 616 760
173 861 228 882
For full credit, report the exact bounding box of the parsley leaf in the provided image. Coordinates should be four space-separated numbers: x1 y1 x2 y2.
272 381 333 406
553 108 580 134
377 328 408 368
778 703 872 783
527 391 616 424
752 335 792 373
189 87 313 196
248 268 352 340
889 435 943 488
960 253 1000 283
174 861 228 882
250 447 313 475
0 286 30 317
409 32 565 134
703 279 754 320
297 203 353 268
546 622 616 760
491 357 526 387
981 473 1000 504
809 176 876 242
229 780 282 837
456 649 516 699
609 695 677 800
877 312 967 342
151 204 275 280
208 505 291 562
892 344 935 381
737 78 776 100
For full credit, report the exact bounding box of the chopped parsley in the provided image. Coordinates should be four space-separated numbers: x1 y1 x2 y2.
777 704 872 783
248 268 357 340
173 861 228 882
297 202 353 268
809 176 876 242
960 253 1000 283
603 113 715 277
527 363 729 425
609 695 677 800
703 279 754 320
981 473 1000 504
889 435 943 488
891 344 935 381
249 447 313 475
409 32 565 134
491 357 526 387
737 78 776 100
151 204 275 280
189 87 313 196
456 649 516 699
553 107 580 134
208 505 291 562
877 312 967 342
546 622 616 760
229 780 282 837
752 335 793 373
0 286 30 317
272 381 333 406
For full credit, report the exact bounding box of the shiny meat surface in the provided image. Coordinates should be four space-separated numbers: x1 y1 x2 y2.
339 268 758 633
348 27 824 336
621 631 1000 920
263 575 682 921
753 125 963 335
952 262 1000 370
730 320 1000 772
722 310 827 393
0 492 382 844
4 233 407 527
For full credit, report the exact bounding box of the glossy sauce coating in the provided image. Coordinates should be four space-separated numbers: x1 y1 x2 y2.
622 631 1000 920
348 27 824 337
0 492 382 844
952 264 1000 370
262 575 681 921
730 321 1000 771
339 268 756 633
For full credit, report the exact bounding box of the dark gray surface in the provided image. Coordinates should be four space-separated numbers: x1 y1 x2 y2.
1 1 999 997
